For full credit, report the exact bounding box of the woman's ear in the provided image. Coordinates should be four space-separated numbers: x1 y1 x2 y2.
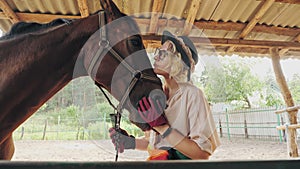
166 41 176 53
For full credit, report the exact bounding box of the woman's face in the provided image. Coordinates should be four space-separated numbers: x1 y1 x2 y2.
153 42 173 76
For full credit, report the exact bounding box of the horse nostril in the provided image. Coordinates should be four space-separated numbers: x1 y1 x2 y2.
149 89 167 109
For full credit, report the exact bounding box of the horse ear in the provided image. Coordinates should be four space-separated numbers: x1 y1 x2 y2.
100 0 123 22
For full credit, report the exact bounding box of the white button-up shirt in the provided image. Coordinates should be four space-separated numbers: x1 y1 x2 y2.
149 82 220 154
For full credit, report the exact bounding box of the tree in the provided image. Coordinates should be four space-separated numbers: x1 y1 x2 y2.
200 63 227 103
202 57 263 108
262 70 284 107
289 74 300 104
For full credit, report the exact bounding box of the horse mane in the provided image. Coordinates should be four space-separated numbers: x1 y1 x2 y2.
0 18 72 40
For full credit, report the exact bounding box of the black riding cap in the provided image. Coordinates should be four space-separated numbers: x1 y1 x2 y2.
161 30 198 68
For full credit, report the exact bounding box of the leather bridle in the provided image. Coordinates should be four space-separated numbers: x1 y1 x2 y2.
86 11 161 161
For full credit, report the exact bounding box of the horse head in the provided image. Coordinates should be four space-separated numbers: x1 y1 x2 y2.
79 0 166 131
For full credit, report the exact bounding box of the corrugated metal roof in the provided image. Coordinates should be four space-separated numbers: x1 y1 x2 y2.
1 0 300 29
1 0 300 58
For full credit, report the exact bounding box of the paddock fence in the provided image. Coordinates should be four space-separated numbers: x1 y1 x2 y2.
213 106 300 142
12 113 142 141
13 106 299 142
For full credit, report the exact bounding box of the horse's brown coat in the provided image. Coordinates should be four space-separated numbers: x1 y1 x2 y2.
0 0 164 160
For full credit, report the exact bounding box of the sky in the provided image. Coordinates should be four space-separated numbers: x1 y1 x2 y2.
251 57 300 81
1 29 299 81
238 55 300 81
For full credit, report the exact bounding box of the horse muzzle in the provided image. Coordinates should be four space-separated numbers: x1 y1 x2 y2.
128 89 167 131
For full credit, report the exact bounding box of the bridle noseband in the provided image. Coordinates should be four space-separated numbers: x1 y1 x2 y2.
86 11 161 161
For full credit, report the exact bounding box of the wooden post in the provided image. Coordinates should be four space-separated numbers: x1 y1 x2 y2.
76 126 80 140
277 114 283 142
244 119 249 139
219 119 223 138
57 115 60 139
225 109 231 140
285 124 291 157
104 113 107 139
42 119 48 140
270 48 298 157
82 129 85 140
20 127 24 140
281 116 286 142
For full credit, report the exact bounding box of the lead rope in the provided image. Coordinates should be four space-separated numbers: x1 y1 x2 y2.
96 83 121 161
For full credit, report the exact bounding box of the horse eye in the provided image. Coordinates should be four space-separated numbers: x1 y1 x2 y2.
129 37 142 48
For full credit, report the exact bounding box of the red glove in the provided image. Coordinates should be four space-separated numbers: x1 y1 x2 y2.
137 97 168 128
109 127 135 153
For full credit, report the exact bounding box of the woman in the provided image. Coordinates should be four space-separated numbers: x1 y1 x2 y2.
109 30 220 160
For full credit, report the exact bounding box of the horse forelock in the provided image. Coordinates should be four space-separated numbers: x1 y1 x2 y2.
0 18 72 40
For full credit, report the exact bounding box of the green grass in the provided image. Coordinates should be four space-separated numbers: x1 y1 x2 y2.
13 113 144 141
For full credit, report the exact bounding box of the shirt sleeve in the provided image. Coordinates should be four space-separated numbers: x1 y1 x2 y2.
186 88 220 154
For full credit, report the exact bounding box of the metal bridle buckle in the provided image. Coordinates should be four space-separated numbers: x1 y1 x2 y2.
133 70 143 80
99 40 110 48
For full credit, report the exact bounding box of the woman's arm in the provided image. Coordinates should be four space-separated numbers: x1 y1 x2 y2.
134 131 150 151
154 125 210 159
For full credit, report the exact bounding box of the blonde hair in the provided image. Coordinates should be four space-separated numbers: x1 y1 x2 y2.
164 40 190 82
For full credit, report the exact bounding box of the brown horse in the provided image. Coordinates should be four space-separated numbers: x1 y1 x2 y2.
0 0 165 160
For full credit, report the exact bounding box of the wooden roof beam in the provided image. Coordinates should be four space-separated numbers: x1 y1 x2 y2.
296 34 300 42
142 35 300 50
227 0 275 53
136 18 300 37
258 0 300 4
193 20 300 37
2 12 298 37
0 12 6 19
15 13 81 23
240 0 275 38
279 33 300 56
0 0 19 23
1 11 300 37
193 37 300 49
143 40 300 56
148 0 163 34
182 0 201 36
77 0 89 18
279 48 290 56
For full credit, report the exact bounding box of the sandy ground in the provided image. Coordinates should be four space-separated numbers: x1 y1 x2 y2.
10 137 298 161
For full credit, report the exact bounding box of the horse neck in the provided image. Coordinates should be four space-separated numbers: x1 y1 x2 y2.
0 14 100 142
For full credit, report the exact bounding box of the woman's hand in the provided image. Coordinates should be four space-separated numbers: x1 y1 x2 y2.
137 97 168 128
109 127 135 153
